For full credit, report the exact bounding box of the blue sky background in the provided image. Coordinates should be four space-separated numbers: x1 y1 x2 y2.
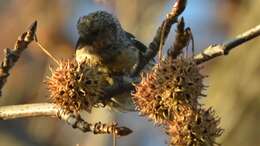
65 0 226 54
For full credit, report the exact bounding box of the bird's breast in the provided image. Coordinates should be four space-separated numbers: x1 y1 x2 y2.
76 46 103 66
76 45 139 75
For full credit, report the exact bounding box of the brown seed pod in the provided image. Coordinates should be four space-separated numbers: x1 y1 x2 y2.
46 59 112 113
132 57 205 124
167 105 223 146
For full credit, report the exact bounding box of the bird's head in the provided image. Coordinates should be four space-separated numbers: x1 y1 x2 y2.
77 11 119 46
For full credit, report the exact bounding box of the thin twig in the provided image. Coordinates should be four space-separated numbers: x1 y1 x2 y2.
130 0 187 77
0 21 37 96
35 41 60 65
0 103 132 136
194 24 260 64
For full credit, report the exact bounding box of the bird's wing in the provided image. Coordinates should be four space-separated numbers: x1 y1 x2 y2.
124 31 147 53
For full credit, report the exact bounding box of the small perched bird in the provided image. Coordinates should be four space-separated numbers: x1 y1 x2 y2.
76 11 147 75
75 11 147 111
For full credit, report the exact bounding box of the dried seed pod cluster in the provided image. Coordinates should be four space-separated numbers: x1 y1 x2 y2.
167 105 223 146
46 59 112 113
132 57 223 146
133 58 204 123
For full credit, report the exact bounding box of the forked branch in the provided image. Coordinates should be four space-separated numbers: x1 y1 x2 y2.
130 0 187 76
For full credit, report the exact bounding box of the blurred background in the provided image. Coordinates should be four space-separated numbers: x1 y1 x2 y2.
0 0 259 146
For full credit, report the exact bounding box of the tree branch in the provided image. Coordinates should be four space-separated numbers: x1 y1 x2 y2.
0 103 132 136
0 103 58 120
194 24 260 64
130 0 187 77
0 21 37 96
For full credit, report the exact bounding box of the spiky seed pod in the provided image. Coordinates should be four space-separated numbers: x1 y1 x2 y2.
167 105 223 146
132 57 204 124
46 59 112 113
